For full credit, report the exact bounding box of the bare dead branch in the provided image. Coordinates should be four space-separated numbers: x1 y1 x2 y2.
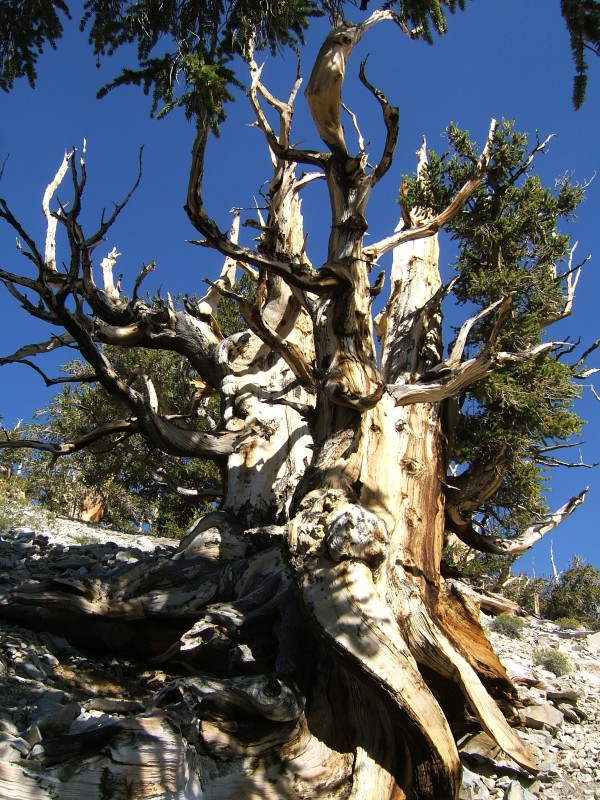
293 172 325 193
365 119 498 262
534 452 597 469
185 114 338 294
0 333 77 362
248 49 302 151
0 200 45 273
577 367 600 379
536 440 585 453
389 340 551 407
0 266 49 296
248 57 327 168
542 243 586 325
0 358 96 387
0 418 139 457
132 260 156 301
507 132 555 188
452 489 588 556
69 138 87 218
42 149 73 272
358 59 399 186
82 147 144 249
197 211 240 314
574 337 600 373
0 274 58 322
446 297 512 369
100 247 122 303
341 101 365 153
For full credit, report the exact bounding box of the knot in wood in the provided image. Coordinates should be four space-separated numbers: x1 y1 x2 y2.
337 212 368 235
326 504 388 569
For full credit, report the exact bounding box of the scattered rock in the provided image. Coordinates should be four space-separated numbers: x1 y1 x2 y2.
519 704 565 734
460 766 492 800
504 780 537 799
464 613 600 800
459 731 502 763
587 631 600 651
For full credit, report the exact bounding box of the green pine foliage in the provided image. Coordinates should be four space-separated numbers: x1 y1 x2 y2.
489 614 525 639
560 0 600 108
81 0 323 127
77 0 472 125
543 556 600 627
554 616 583 629
2 3 597 128
6 345 221 536
404 120 585 539
0 0 70 91
533 646 571 676
464 557 600 629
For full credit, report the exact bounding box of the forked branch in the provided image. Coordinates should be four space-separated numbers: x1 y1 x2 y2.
542 243 587 326
305 10 410 155
388 300 552 407
0 418 138 458
0 358 96 387
365 119 498 262
185 114 338 294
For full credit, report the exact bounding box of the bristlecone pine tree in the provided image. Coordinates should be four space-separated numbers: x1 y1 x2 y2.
0 3 596 798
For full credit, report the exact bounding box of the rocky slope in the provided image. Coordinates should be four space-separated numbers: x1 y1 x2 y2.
463 619 600 799
0 505 598 799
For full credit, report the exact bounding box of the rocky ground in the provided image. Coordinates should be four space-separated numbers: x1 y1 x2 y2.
464 619 600 799
0 504 598 799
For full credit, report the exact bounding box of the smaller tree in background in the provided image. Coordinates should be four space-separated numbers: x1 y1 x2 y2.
543 556 600 627
453 550 600 629
0 344 224 535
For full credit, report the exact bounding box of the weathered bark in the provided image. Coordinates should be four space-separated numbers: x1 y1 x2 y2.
0 13 580 800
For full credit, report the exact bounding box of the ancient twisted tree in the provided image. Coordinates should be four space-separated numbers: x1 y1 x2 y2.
0 2 597 798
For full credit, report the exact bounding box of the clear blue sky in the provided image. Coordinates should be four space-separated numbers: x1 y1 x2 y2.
0 1 598 576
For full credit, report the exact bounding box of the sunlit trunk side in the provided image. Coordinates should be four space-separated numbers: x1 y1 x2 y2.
219 153 316 525
372 193 535 772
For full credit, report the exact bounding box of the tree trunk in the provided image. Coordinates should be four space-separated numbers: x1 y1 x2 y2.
0 17 546 800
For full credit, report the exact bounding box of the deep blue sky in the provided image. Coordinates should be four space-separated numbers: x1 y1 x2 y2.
0 1 598 575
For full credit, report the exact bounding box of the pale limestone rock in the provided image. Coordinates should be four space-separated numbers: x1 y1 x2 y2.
460 767 491 800
586 631 600 651
519 704 565 734
460 731 501 762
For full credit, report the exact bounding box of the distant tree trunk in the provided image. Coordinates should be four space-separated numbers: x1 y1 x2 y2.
77 489 107 522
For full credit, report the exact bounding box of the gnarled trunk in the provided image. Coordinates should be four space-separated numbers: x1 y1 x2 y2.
0 15 561 800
